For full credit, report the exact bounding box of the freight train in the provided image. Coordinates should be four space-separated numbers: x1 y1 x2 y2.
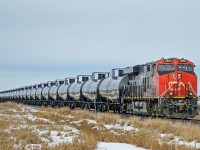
0 58 198 119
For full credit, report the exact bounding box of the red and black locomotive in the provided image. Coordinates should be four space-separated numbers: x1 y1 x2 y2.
123 58 198 118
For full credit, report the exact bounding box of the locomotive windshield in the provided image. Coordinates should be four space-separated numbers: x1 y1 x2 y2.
158 64 175 74
177 64 193 72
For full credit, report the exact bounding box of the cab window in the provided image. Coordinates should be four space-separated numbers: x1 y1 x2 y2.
158 64 175 75
177 65 193 72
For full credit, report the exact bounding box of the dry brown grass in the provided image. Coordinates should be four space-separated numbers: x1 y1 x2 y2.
0 102 200 150
33 110 65 123
0 140 15 150
97 113 121 124
0 120 11 130
12 128 41 144
0 102 20 109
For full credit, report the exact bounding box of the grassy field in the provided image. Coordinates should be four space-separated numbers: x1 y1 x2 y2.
0 102 200 150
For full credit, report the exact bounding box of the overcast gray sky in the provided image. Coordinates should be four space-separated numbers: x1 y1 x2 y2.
0 0 200 92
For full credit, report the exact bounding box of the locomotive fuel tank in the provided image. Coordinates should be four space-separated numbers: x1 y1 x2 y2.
57 78 76 101
99 69 129 103
82 72 109 102
68 75 91 101
49 80 64 101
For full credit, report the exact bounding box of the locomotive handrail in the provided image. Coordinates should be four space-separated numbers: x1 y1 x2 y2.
158 83 173 105
190 86 198 97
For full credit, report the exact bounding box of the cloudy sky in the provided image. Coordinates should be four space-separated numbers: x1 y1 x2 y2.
0 0 200 92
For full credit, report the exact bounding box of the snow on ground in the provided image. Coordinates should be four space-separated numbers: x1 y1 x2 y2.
1 103 200 149
48 128 79 147
96 142 146 150
0 104 80 149
24 113 54 124
159 134 200 149
104 124 139 132
70 119 97 126
14 143 42 150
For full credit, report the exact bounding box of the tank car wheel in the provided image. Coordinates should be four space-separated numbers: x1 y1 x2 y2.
51 102 55 107
70 103 75 109
101 105 107 112
96 105 101 112
84 103 88 110
80 103 85 109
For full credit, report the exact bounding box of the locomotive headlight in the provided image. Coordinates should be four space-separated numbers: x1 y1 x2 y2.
178 73 181 79
169 92 173 96
189 92 193 96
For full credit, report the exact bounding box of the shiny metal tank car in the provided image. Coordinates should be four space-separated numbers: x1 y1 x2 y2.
9 91 12 99
10 90 14 99
12 89 16 100
42 82 55 100
58 78 76 101
22 87 28 100
49 80 64 100
0 92 2 99
99 70 129 103
68 75 91 101
30 85 38 100
82 73 109 102
8 90 12 99
26 86 34 100
4 91 8 99
15 88 20 100
35 83 47 100
18 88 23 99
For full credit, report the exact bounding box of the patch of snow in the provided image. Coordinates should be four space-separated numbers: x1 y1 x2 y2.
25 144 42 150
28 108 39 113
71 119 97 126
66 115 74 119
159 134 200 149
109 130 121 135
21 107 26 112
85 119 97 124
160 134 173 139
0 114 23 120
7 109 18 112
92 126 104 131
24 113 54 124
48 130 78 147
34 125 79 147
14 143 42 150
96 142 146 150
104 124 139 132
70 120 83 126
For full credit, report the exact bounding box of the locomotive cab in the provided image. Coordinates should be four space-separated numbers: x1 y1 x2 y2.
156 58 198 118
